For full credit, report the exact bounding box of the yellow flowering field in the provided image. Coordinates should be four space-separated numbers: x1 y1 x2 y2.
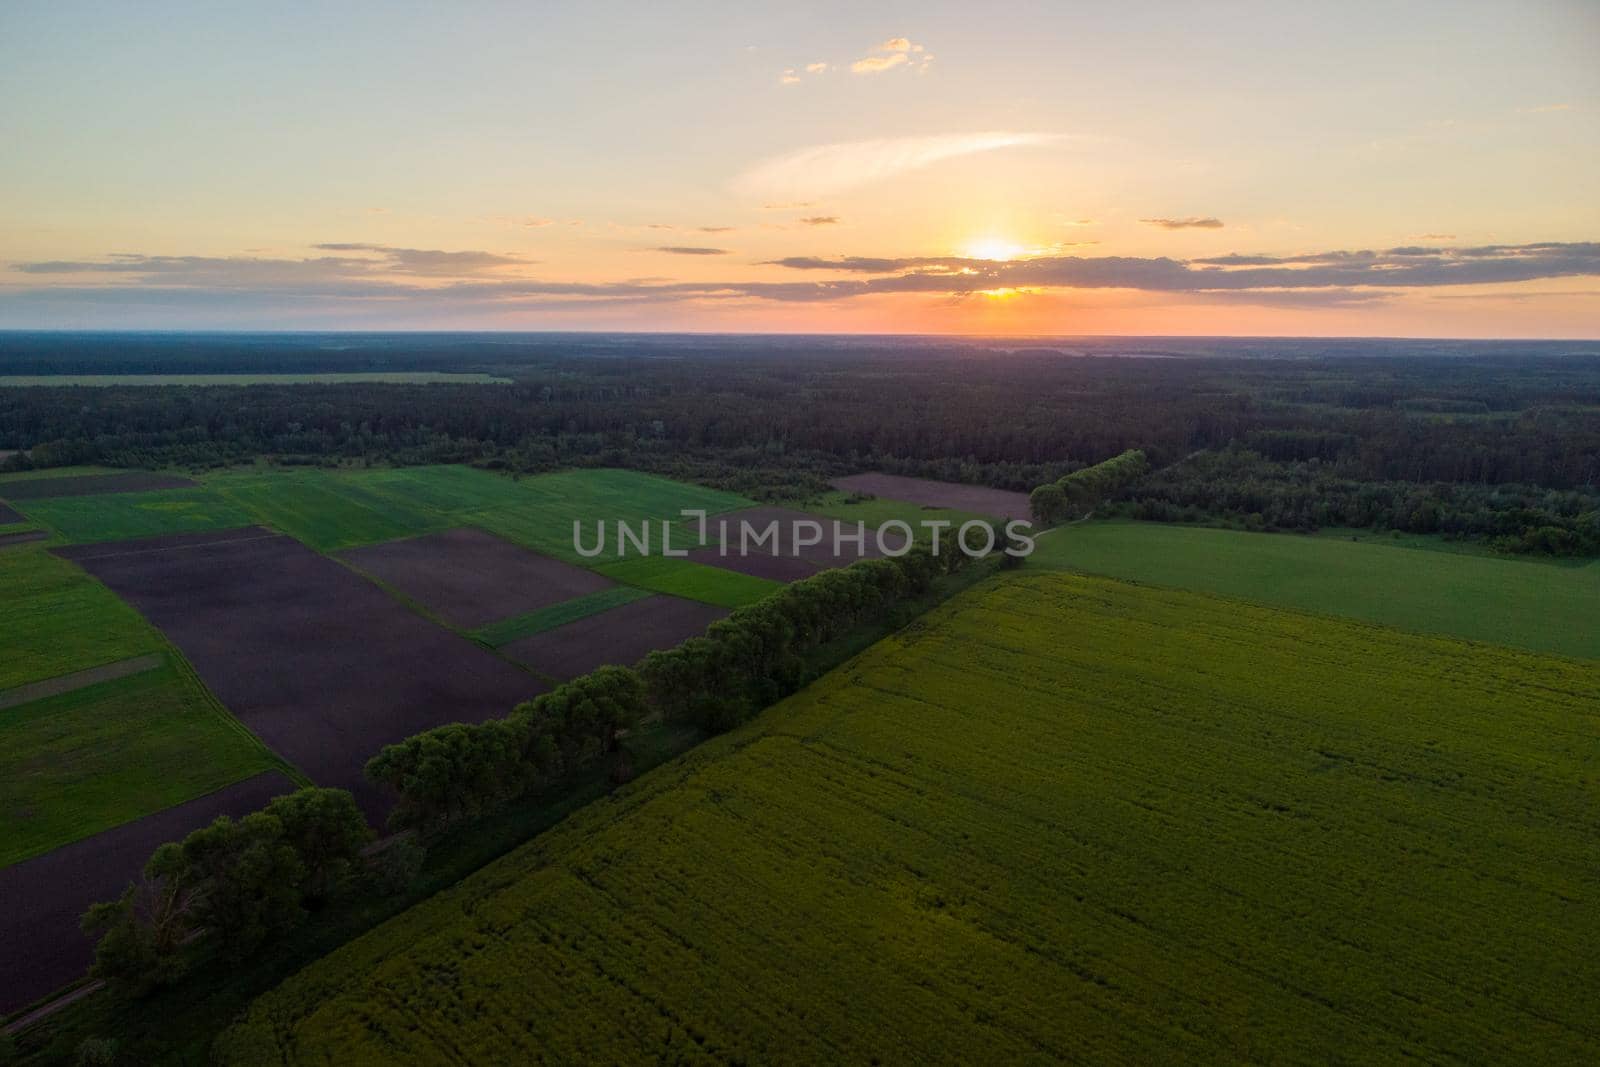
219 573 1600 1064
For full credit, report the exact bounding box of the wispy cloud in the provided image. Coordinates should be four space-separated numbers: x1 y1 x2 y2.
851 53 907 74
779 60 832 86
311 243 524 274
799 216 841 226
651 246 731 256
642 223 734 233
1141 217 1224 230
732 131 1060 199
851 37 931 75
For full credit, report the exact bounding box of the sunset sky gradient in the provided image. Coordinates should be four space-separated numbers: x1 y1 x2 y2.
2 0 1597 336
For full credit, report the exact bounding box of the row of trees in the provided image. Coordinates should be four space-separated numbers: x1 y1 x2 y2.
81 537 999 996
1030 449 1150 525
81 789 371 994
638 544 967 731
364 544 983 835
366 667 648 834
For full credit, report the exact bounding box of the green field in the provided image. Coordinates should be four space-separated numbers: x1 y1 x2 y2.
0 546 167 690
463 468 752 562
219 573 1600 1064
0 656 284 866
200 465 752 562
1032 519 1600 660
207 469 451 552
595 554 781 607
0 372 511 386
473 586 655 647
17 487 253 544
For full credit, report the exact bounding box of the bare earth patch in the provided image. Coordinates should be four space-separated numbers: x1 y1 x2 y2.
339 527 615 630
831 472 1033 521
57 528 542 821
502 594 728 680
0 472 197 500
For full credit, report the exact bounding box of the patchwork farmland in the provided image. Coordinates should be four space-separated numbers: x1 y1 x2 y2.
58 527 543 820
0 462 775 1014
218 573 1600 1065
8 459 1595 1049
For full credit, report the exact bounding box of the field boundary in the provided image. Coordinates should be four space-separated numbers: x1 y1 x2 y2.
474 585 656 647
165 646 312 788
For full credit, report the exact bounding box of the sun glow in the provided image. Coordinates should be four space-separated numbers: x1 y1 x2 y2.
962 237 1026 261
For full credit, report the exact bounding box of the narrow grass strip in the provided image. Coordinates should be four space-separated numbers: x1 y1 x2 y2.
475 586 654 647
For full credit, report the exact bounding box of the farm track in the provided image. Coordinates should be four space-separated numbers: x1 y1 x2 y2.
0 654 162 710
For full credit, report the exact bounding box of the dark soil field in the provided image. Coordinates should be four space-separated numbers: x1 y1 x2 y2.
0 771 295 1016
0 472 197 500
57 528 543 820
502 594 727 680
686 544 819 583
339 527 615 629
831 472 1033 521
0 529 47 549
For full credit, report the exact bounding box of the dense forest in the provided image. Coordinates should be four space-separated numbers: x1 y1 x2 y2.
2 333 1598 554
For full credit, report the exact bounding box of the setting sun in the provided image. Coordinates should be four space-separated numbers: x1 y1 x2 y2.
962 237 1026 261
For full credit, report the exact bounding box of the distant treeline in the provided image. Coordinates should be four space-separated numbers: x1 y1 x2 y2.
3 346 1599 542
1120 449 1600 555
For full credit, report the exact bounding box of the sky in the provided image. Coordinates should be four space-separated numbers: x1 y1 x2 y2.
1 0 1597 337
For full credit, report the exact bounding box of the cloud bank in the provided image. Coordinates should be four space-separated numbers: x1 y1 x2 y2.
8 242 1596 320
